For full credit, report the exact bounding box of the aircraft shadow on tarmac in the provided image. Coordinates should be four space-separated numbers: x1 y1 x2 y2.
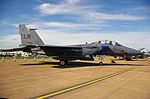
21 61 144 68
52 62 144 68
21 62 58 66
0 98 8 99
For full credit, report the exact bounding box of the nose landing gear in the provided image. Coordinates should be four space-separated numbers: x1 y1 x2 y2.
98 55 105 66
97 55 116 66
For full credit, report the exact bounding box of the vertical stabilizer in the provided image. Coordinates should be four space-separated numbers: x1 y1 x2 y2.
19 24 35 46
19 25 44 46
29 29 45 45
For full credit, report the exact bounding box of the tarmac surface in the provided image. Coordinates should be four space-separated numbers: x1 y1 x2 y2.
0 57 150 99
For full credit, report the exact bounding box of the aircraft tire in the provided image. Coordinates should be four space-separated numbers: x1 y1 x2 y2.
99 62 103 66
59 60 68 66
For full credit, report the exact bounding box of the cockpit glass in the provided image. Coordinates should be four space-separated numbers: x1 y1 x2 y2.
99 40 122 46
115 42 122 46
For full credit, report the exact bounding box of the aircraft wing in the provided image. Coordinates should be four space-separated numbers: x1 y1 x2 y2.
38 45 83 56
1 45 37 52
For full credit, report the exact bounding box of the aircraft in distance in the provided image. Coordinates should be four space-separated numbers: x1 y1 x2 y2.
139 50 150 58
2 25 143 66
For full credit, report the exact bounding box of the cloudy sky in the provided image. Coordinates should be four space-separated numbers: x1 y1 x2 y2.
0 0 150 51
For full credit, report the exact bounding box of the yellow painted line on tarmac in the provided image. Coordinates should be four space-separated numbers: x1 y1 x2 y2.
32 66 139 99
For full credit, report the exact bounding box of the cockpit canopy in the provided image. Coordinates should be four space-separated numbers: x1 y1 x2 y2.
95 40 122 46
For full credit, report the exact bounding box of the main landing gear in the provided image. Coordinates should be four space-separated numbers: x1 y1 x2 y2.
99 62 103 66
59 60 68 66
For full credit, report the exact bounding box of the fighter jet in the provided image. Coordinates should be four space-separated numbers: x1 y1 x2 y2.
39 40 143 66
2 25 143 66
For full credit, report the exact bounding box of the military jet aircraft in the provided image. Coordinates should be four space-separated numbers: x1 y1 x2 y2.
38 40 143 66
2 25 143 66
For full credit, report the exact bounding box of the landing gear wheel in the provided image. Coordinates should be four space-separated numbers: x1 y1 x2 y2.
99 62 103 66
59 60 68 66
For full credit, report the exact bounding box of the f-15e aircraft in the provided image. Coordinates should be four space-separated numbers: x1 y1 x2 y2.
2 25 143 66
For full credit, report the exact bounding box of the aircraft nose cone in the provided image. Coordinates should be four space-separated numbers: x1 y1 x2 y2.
132 50 143 55
138 52 143 55
126 49 143 55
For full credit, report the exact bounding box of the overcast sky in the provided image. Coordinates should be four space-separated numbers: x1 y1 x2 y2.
0 0 150 51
